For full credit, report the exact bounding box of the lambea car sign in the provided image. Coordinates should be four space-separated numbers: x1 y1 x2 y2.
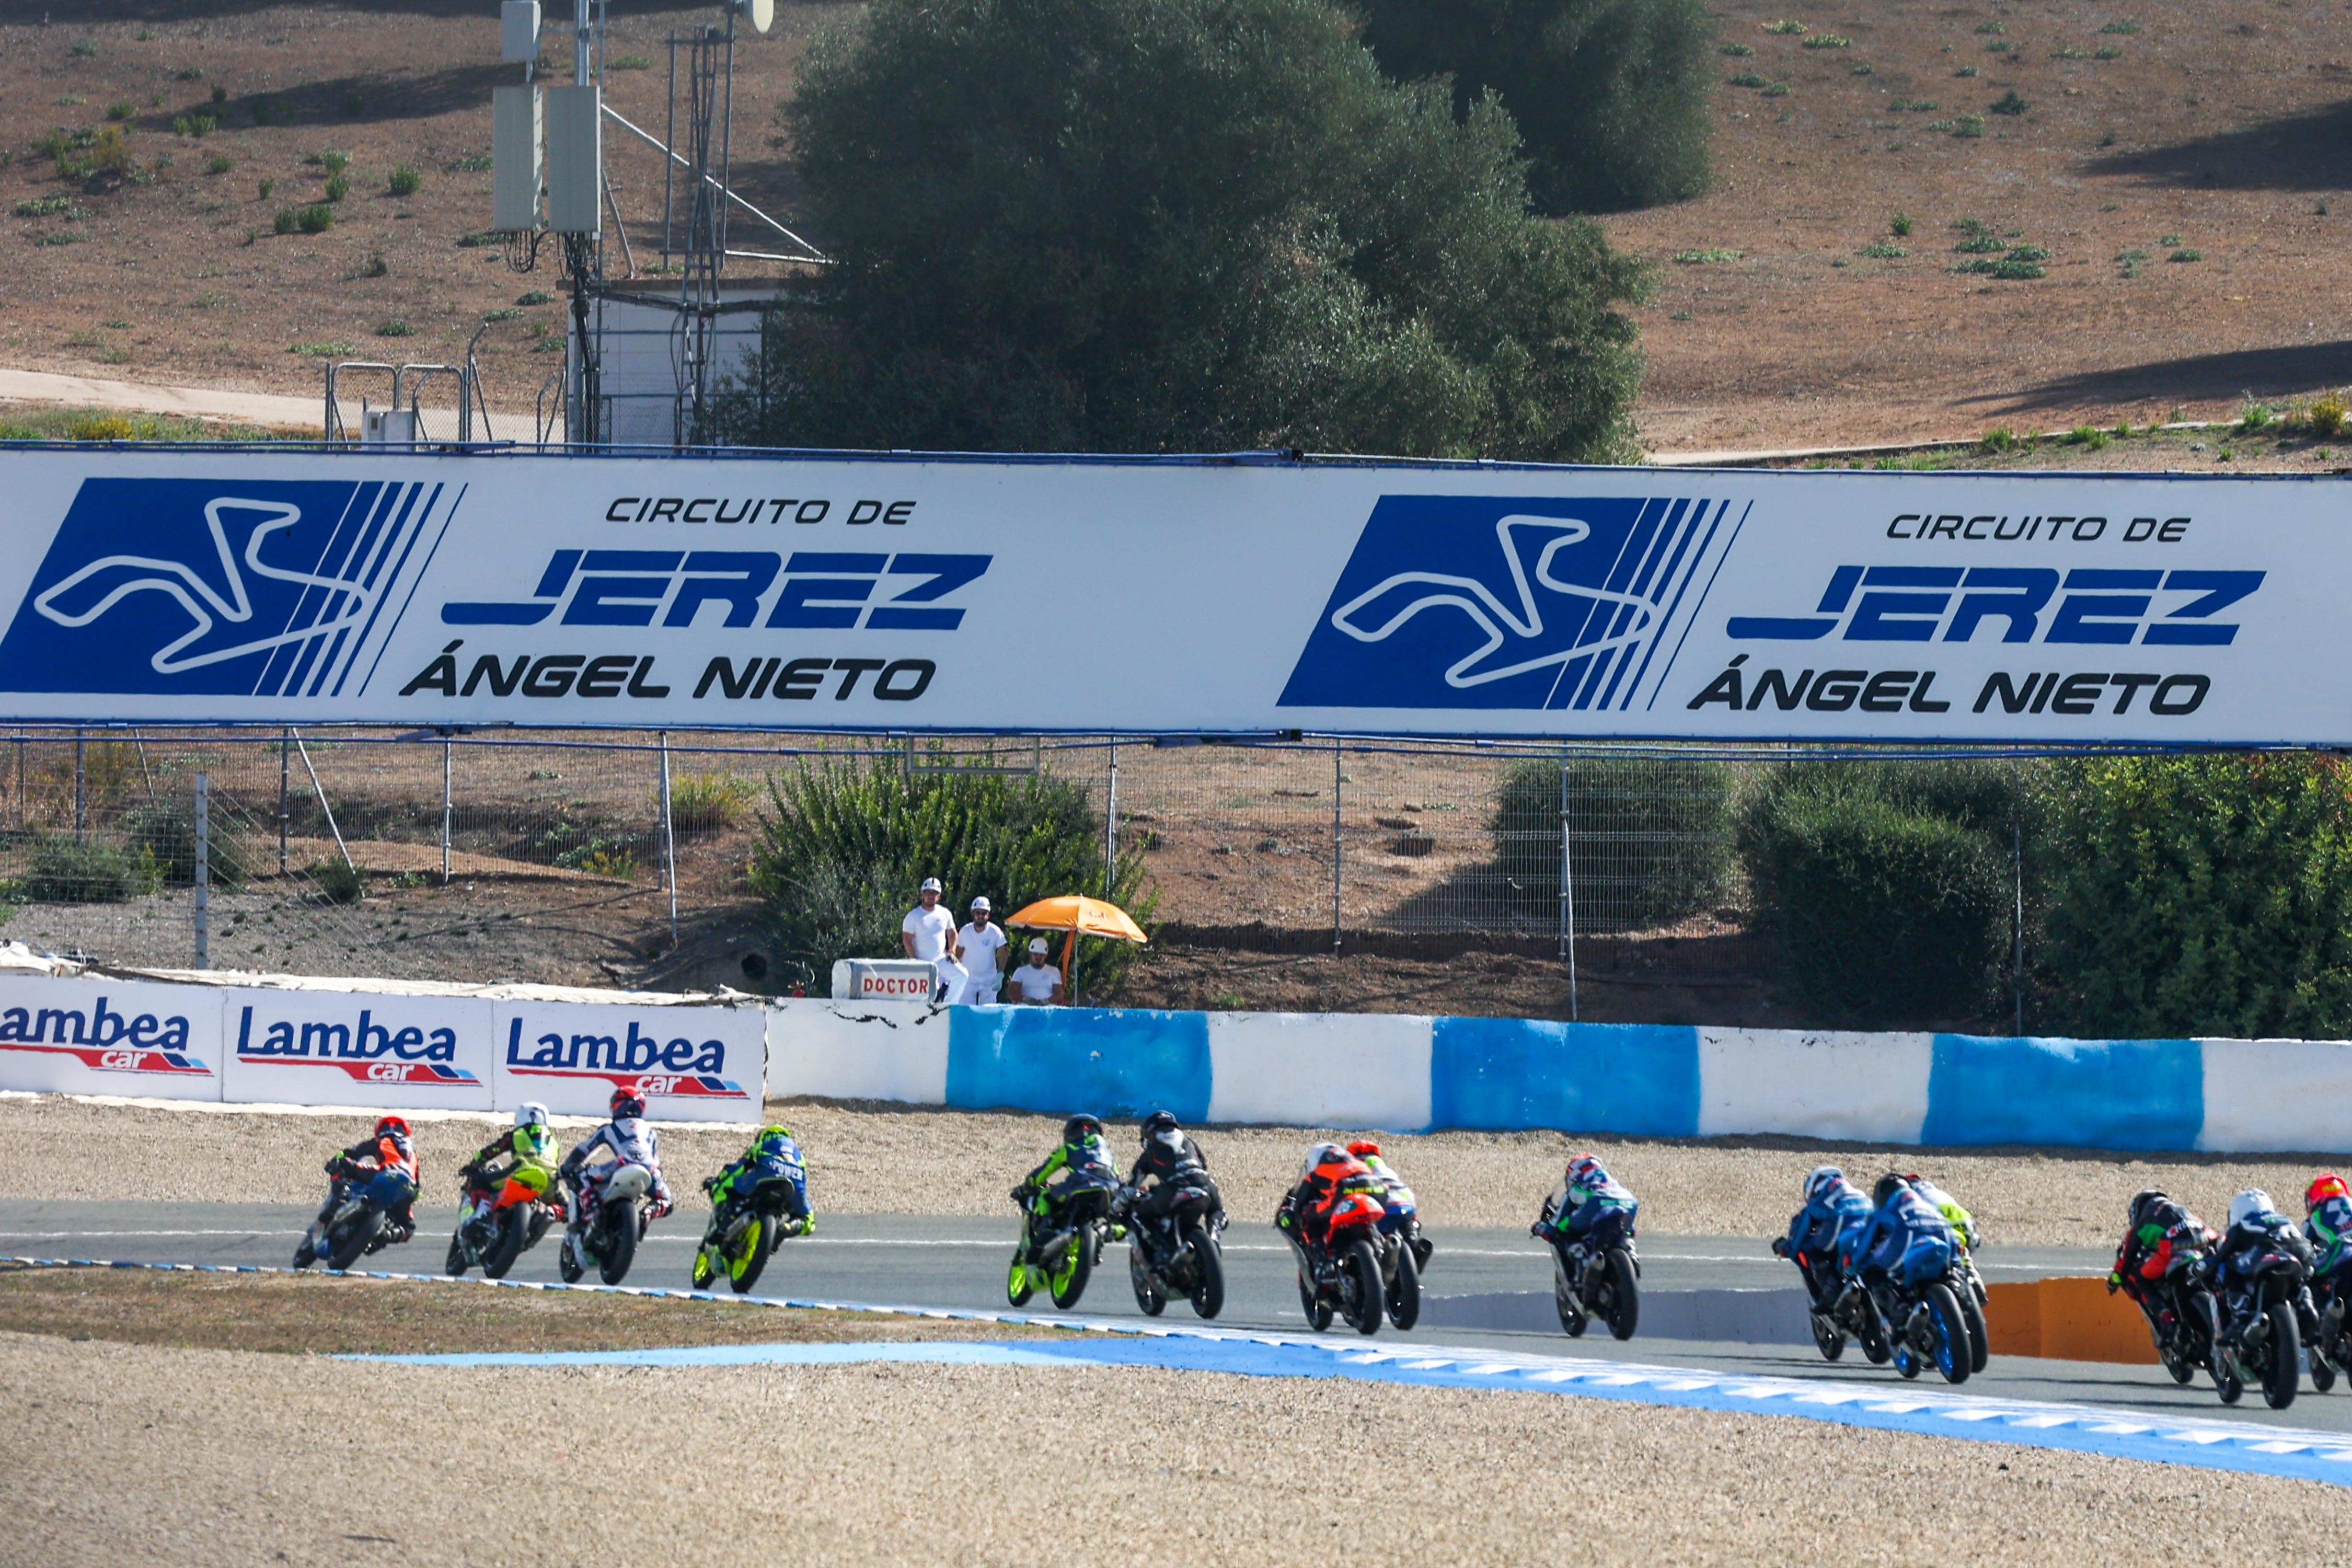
0 447 2338 742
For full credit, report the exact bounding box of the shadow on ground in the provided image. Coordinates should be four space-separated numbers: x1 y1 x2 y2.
2084 98 2352 191
1962 341 2352 414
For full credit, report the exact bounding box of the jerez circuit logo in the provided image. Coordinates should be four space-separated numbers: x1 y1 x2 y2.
0 478 447 695
1279 496 1735 711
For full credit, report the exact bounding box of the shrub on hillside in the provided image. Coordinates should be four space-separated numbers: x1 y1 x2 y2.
722 0 1646 463
1360 0 1716 214
2041 755 2352 1039
748 760 1152 998
22 835 158 904
125 796 255 888
1492 756 1733 931
1738 761 2040 1023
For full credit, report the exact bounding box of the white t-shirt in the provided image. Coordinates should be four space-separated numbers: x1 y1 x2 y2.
1009 961 1062 1003
901 903 956 961
959 921 1009 986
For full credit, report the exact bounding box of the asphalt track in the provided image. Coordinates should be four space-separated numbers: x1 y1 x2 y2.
11 1197 2351 1437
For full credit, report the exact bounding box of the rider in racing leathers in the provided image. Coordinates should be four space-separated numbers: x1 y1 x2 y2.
1347 1139 1434 1270
1847 1174 1955 1320
2211 1189 2315 1345
2305 1174 2352 1340
703 1124 814 1238
1531 1154 1640 1254
1774 1165 1872 1309
1125 1110 1222 1247
1276 1143 1379 1262
558 1088 674 1242
298 1115 419 1264
1904 1173 1981 1253
457 1101 561 1253
2108 1189 2221 1349
1013 1114 1122 1260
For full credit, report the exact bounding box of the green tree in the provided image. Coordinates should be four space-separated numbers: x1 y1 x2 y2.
2042 755 2352 1039
747 759 1154 999
1359 0 1716 214
726 0 1646 460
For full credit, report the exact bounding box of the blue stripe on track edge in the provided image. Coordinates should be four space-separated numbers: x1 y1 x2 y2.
11 1255 2352 1488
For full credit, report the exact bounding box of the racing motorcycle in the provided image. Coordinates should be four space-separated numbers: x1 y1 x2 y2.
1776 1239 1891 1365
295 1161 414 1272
559 1161 660 1287
693 1168 806 1295
1543 1201 1640 1342
1286 1177 1389 1335
1007 1163 1121 1311
2212 1236 2317 1410
1876 1260 1975 1385
1122 1175 1227 1320
445 1160 562 1281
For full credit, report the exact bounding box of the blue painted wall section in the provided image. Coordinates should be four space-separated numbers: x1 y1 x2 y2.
946 1006 1212 1121
1921 1033 2204 1150
1429 1019 1700 1136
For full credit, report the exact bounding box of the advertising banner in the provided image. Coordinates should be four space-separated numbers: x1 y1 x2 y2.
0 973 222 1100
219 988 496 1112
490 997 764 1121
0 447 2340 742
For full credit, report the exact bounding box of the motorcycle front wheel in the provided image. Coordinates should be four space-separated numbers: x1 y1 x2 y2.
1553 1255 1588 1338
483 1206 529 1280
1343 1240 1383 1335
1130 1244 1168 1316
558 1231 585 1284
729 1215 775 1295
1188 1230 1225 1320
1923 1283 1970 1385
327 1210 382 1272
1810 1311 1846 1362
598 1207 639 1286
1006 1249 1035 1308
1602 1248 1641 1342
1957 1285 1990 1374
1299 1267 1332 1332
443 1229 470 1278
2260 1301 2301 1410
1386 1241 1421 1332
1050 1231 1093 1310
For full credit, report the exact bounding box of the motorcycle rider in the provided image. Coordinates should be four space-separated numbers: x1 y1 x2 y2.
2107 1189 2220 1351
1531 1154 1639 1253
1124 1110 1221 1252
2211 1188 2314 1344
1013 1113 1121 1260
2304 1174 2352 1338
297 1114 419 1265
1846 1173 1955 1321
1773 1165 1872 1309
1276 1142 1379 1262
702 1124 815 1239
559 1088 674 1245
1903 1173 1981 1253
457 1101 562 1254
1347 1138 1434 1270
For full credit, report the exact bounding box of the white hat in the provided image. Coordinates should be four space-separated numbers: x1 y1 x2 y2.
1028 937 1050 953
920 877 942 892
970 895 990 911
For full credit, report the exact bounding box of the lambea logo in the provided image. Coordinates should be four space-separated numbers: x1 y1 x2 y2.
1279 497 1734 711
0 479 446 695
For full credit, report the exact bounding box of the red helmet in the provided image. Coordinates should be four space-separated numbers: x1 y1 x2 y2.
2307 1173 2349 1214
1346 1140 1381 1159
609 1087 647 1120
374 1115 410 1139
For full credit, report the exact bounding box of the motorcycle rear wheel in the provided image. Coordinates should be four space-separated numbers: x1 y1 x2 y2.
1387 1241 1421 1331
598 1208 639 1286
1130 1244 1167 1317
2261 1301 2300 1410
1343 1239 1384 1335
483 1206 529 1280
1188 1230 1225 1320
1050 1231 1093 1310
1602 1248 1641 1342
327 1210 381 1272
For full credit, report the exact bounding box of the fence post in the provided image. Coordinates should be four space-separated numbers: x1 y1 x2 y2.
441 736 454 885
193 772 210 971
1331 739 1343 953
1559 754 1578 1023
1103 737 1119 896
278 727 290 875
659 730 679 946
74 729 85 845
2013 812 2025 1035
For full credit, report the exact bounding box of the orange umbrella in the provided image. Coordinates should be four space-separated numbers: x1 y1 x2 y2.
1004 895 1148 1004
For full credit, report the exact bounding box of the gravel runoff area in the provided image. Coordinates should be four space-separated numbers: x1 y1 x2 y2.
6 1092 2348 1249
8 1331 2352 1567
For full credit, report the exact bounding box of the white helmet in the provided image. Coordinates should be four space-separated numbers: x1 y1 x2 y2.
515 1101 550 1129
1804 1165 1843 1203
1299 1143 1348 1178
2229 1190 2275 1229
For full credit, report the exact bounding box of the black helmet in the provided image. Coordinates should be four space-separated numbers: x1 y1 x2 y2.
1142 1110 1180 1141
1872 1173 1908 1205
2129 1190 2168 1230
1062 1113 1103 1145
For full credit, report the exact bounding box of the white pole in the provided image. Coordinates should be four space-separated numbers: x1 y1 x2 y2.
659 730 678 944
193 773 211 971
441 737 454 885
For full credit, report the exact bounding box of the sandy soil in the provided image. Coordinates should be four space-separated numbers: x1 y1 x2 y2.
5 1092 2343 1249
6 1330 2350 1566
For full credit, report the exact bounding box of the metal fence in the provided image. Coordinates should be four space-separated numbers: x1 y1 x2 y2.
0 726 1803 994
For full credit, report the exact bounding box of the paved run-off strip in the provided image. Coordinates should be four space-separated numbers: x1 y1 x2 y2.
15 1255 2352 1488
